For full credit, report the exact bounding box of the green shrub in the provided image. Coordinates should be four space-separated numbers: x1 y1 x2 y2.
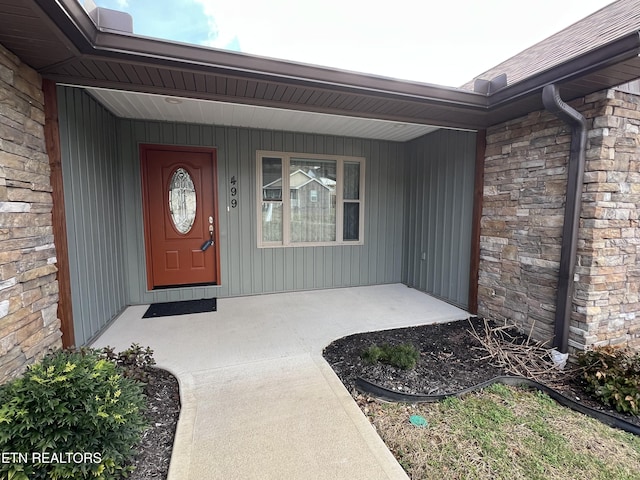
361 345 385 365
577 346 640 415
361 343 420 370
101 343 156 386
0 348 147 480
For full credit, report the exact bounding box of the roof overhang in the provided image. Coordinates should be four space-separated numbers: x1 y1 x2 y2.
1 0 639 140
487 31 640 126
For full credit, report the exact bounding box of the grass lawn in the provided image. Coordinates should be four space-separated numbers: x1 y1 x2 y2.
367 384 640 480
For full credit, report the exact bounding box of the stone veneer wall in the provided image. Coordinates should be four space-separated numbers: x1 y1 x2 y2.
0 43 61 383
479 88 640 352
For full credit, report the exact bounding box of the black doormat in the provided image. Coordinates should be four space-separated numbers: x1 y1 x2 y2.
142 298 217 318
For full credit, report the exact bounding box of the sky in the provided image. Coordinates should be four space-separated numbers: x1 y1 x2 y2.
89 0 615 87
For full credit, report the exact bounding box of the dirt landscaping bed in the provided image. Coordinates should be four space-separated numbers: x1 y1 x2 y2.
128 368 180 480
322 317 639 427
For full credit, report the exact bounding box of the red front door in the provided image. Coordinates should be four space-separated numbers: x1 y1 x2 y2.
141 145 220 289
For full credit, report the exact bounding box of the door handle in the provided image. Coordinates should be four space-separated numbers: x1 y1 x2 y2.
200 239 213 251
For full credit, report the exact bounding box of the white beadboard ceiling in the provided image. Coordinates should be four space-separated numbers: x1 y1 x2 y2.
84 87 444 142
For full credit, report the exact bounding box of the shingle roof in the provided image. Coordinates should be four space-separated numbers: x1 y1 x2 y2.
463 0 640 90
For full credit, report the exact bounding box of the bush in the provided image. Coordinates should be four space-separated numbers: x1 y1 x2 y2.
0 348 147 480
361 343 420 370
577 346 640 415
101 343 156 386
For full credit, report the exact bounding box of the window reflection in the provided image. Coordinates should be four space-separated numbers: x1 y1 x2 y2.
289 158 336 243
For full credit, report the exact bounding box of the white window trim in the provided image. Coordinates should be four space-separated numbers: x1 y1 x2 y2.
257 150 365 248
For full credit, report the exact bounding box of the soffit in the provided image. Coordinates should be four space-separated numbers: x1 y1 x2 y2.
41 52 488 131
0 0 78 68
85 87 443 141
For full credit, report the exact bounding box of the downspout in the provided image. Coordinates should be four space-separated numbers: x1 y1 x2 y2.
541 84 588 354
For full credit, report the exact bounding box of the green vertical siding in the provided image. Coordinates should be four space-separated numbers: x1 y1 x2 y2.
403 130 476 308
119 120 406 304
57 85 475 344
57 87 127 345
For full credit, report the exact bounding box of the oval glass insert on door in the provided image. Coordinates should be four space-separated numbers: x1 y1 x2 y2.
168 167 196 234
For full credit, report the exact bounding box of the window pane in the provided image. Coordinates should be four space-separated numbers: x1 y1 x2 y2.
262 202 282 242
168 168 196 234
343 202 359 241
290 158 336 242
344 162 360 200
262 157 282 201
261 157 283 242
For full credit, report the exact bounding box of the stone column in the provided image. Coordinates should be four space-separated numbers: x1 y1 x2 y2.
478 88 640 353
0 43 62 383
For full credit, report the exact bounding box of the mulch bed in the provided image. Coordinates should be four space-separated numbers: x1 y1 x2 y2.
322 317 640 427
128 369 180 480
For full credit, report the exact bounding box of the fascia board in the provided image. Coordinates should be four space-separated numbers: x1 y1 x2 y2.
488 31 640 108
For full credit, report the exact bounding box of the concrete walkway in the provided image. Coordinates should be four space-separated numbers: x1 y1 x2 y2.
92 284 469 479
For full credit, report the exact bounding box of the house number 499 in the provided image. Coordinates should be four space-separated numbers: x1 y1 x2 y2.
230 176 238 208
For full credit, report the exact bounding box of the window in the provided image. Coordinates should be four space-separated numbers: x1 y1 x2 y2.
258 151 365 247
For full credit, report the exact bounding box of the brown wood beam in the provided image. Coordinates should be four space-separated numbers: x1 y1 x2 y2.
43 79 75 348
468 129 486 315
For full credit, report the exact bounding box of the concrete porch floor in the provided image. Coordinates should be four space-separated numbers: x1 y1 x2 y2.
92 284 470 479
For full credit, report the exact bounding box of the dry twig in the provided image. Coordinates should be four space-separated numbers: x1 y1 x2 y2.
467 318 579 386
